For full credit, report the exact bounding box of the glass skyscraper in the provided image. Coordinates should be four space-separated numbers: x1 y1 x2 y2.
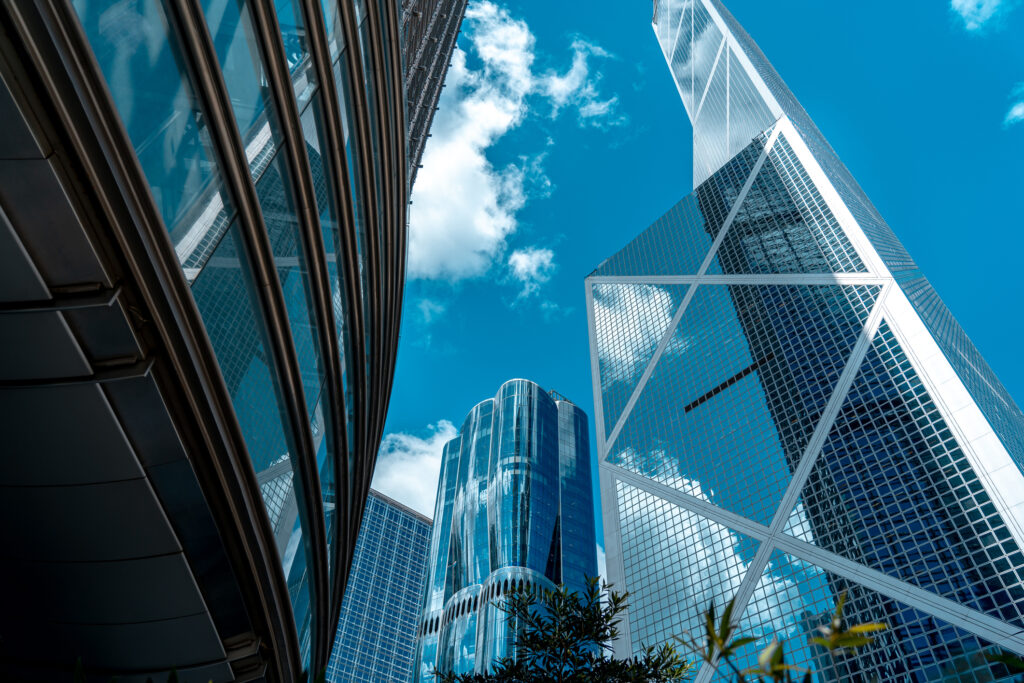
413 379 597 680
327 489 431 683
0 1 456 680
586 1 1024 681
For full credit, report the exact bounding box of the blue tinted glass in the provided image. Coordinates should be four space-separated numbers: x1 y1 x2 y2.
255 153 326 416
272 0 316 107
72 0 234 252
717 549 1010 682
791 322 1024 627
606 284 879 526
201 0 272 145
328 494 431 682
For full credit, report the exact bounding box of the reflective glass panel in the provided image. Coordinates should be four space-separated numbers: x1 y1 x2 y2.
791 321 1024 627
607 284 879 527
616 481 761 650
275 0 316 106
716 549 1014 682
72 0 235 258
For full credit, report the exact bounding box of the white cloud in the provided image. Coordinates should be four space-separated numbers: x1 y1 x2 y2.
951 0 1018 30
596 544 608 583
371 420 458 517
1004 83 1024 127
407 3 534 281
508 247 556 297
593 284 683 387
417 298 446 324
541 39 625 128
408 2 621 284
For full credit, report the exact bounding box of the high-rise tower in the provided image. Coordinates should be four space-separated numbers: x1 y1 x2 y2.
0 0 456 680
413 380 597 680
326 490 431 683
586 1 1024 681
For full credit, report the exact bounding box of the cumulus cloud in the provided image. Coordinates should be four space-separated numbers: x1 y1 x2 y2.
408 1 621 288
540 39 625 127
371 420 458 517
407 3 534 281
596 544 608 583
593 284 684 387
1004 83 1024 128
951 0 1019 30
508 247 556 297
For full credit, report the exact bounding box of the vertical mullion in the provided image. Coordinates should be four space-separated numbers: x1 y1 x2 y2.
334 0 384 554
160 1 321 676
293 0 367 635
243 0 339 670
361 0 399 504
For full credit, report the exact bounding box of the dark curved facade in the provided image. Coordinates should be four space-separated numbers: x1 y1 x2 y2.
413 380 597 680
0 0 407 680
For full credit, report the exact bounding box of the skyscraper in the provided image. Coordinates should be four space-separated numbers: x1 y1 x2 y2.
326 489 431 683
586 1 1024 681
413 380 597 680
0 1 454 680
401 0 468 189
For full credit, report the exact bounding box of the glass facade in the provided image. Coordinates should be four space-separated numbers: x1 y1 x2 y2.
413 380 598 680
588 1 1024 680
65 0 417 676
326 490 431 683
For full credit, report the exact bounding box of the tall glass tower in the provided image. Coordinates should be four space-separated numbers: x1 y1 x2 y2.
586 1 1024 681
0 1 454 680
327 490 431 683
413 379 597 680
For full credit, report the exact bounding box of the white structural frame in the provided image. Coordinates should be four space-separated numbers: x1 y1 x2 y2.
587 3 1024 670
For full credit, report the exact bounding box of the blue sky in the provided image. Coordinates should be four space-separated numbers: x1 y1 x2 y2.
370 0 1024 562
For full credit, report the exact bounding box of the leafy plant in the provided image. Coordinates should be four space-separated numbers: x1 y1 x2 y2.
433 576 694 682
675 591 887 682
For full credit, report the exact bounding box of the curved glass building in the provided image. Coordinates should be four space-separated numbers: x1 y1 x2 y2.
587 1 1024 681
413 380 597 680
0 0 450 680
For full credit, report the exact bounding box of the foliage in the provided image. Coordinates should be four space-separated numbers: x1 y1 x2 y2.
433 576 694 682
675 591 887 683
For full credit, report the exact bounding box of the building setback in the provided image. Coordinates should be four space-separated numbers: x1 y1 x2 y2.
326 490 431 683
0 0 454 680
586 1 1024 681
413 380 597 680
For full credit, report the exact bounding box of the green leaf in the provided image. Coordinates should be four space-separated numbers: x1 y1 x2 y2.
986 650 1024 672
758 638 780 670
847 623 887 634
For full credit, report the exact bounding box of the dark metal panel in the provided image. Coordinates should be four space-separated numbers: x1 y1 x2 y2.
0 209 50 302
0 479 181 562
51 613 226 671
0 68 48 159
0 157 108 287
102 375 190 469
0 383 144 485
63 297 143 363
0 311 92 379
2 553 207 624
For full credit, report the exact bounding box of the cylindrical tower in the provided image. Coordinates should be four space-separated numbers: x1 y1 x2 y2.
413 379 597 679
